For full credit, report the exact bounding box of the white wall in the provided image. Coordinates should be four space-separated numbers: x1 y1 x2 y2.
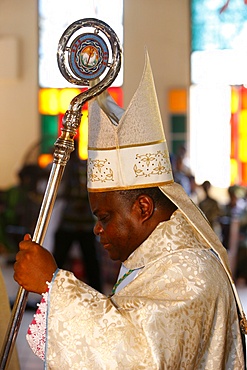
0 0 39 188
0 0 190 188
124 0 190 139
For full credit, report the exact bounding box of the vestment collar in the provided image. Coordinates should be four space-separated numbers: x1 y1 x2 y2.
123 209 208 270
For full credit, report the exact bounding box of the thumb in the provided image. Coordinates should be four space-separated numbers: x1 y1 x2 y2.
24 233 32 241
18 233 33 251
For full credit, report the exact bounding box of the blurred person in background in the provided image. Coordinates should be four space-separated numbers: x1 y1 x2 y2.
219 185 247 282
52 141 102 292
199 180 221 231
0 164 45 258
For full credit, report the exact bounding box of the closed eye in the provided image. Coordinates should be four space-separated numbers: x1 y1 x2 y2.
97 214 109 222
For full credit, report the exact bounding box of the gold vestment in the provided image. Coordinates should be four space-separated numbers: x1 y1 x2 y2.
46 210 245 369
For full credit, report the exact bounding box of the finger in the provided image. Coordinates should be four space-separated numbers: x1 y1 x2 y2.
15 250 22 262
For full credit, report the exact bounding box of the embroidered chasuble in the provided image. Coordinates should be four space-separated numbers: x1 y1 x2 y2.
29 210 244 369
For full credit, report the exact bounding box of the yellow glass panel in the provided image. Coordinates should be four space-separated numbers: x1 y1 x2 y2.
238 109 247 134
230 158 238 185
78 110 88 160
231 88 239 114
168 89 187 113
239 137 247 163
39 89 59 115
59 88 82 113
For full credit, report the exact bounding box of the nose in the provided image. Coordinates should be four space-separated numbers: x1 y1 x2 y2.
94 221 103 236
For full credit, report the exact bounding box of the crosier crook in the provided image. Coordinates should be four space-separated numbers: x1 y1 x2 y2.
0 18 121 370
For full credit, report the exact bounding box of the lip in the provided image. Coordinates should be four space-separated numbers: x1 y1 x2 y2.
101 242 111 250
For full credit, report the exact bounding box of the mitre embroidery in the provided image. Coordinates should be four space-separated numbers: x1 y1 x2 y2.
134 149 172 178
88 158 114 183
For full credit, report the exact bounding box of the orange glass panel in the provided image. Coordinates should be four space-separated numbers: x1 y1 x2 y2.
168 89 187 113
38 153 53 168
241 162 247 185
241 86 247 109
108 87 123 106
230 113 237 158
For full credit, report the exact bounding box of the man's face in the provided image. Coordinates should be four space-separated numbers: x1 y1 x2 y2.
89 191 142 262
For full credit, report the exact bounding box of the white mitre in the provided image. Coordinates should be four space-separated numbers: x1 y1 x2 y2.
87 51 173 191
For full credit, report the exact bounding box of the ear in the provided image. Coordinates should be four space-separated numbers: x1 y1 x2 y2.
134 194 154 223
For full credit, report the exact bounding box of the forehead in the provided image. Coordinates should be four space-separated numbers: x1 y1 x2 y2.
88 191 121 212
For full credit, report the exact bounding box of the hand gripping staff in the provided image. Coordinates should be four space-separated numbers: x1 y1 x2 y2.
0 18 121 370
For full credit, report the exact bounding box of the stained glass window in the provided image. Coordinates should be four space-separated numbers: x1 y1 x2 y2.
191 0 247 84
190 0 247 187
38 0 123 162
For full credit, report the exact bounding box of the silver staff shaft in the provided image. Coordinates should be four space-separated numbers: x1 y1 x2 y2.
0 164 65 370
0 16 121 369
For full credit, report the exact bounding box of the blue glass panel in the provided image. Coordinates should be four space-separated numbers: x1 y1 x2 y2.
191 0 247 52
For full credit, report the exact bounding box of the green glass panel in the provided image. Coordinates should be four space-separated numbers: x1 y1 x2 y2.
41 115 58 153
170 115 186 133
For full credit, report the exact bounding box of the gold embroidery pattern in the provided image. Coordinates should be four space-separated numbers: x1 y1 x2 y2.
134 150 172 178
88 158 114 183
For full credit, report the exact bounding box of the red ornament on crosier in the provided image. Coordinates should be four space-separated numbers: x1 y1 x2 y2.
220 0 247 13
